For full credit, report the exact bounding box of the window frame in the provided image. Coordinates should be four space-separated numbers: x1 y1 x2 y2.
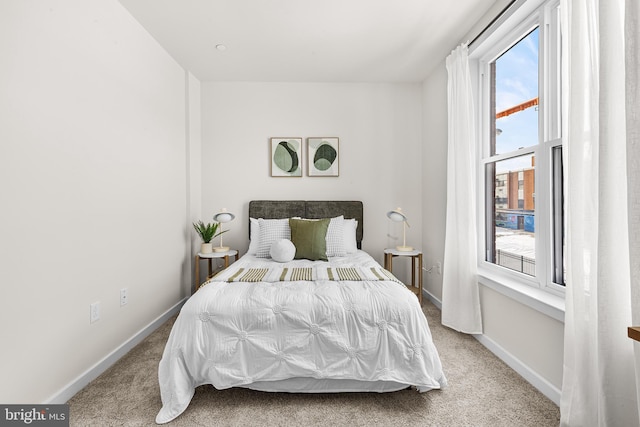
471 0 564 297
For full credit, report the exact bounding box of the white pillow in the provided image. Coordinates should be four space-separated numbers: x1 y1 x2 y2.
344 219 358 253
325 216 346 257
270 239 296 262
248 218 260 255
256 218 291 258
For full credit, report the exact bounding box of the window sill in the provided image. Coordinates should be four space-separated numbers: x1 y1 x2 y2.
478 269 565 323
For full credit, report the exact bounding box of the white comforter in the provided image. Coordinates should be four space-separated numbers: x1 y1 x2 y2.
156 251 447 424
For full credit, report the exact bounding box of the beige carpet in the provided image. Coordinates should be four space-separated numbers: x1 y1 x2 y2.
68 301 560 426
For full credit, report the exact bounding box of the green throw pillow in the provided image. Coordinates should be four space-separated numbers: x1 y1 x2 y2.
289 218 330 261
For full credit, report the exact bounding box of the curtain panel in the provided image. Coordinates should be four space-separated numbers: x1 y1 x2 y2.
560 0 640 425
442 44 483 334
626 0 640 416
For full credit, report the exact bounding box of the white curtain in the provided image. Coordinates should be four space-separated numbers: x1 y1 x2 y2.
442 44 482 334
627 0 640 417
560 0 640 425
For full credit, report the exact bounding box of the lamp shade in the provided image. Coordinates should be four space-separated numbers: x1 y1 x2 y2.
213 208 235 223
387 208 408 225
212 208 235 253
386 207 413 251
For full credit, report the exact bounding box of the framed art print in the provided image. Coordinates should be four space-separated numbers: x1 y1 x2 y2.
307 137 339 177
270 137 302 177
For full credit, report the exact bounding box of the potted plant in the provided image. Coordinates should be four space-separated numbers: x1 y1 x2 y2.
193 221 227 254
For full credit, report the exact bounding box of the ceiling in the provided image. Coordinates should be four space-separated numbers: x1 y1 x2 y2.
118 0 497 83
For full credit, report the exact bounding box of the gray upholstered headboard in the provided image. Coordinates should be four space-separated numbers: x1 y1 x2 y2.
248 200 363 249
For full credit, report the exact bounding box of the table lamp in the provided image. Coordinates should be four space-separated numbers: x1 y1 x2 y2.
387 207 413 251
212 208 235 252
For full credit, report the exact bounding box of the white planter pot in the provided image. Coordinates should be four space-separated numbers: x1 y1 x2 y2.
200 243 213 254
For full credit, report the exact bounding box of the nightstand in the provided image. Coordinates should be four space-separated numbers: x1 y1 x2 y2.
194 250 238 293
384 248 423 304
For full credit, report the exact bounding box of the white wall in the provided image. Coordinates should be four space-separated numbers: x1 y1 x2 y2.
421 64 449 299
200 82 423 275
0 0 192 403
480 286 564 389
187 73 203 291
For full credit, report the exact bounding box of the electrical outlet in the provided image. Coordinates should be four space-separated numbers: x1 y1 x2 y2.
120 288 128 306
90 302 100 323
437 262 442 275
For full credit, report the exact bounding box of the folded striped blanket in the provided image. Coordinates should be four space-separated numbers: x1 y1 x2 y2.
206 266 401 284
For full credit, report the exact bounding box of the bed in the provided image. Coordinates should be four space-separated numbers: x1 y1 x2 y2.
156 200 447 424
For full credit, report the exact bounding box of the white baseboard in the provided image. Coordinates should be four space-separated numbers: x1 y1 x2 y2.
422 288 560 406
46 298 187 404
423 289 442 309
472 333 561 405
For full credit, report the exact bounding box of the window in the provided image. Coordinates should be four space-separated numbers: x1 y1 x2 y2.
474 0 564 293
